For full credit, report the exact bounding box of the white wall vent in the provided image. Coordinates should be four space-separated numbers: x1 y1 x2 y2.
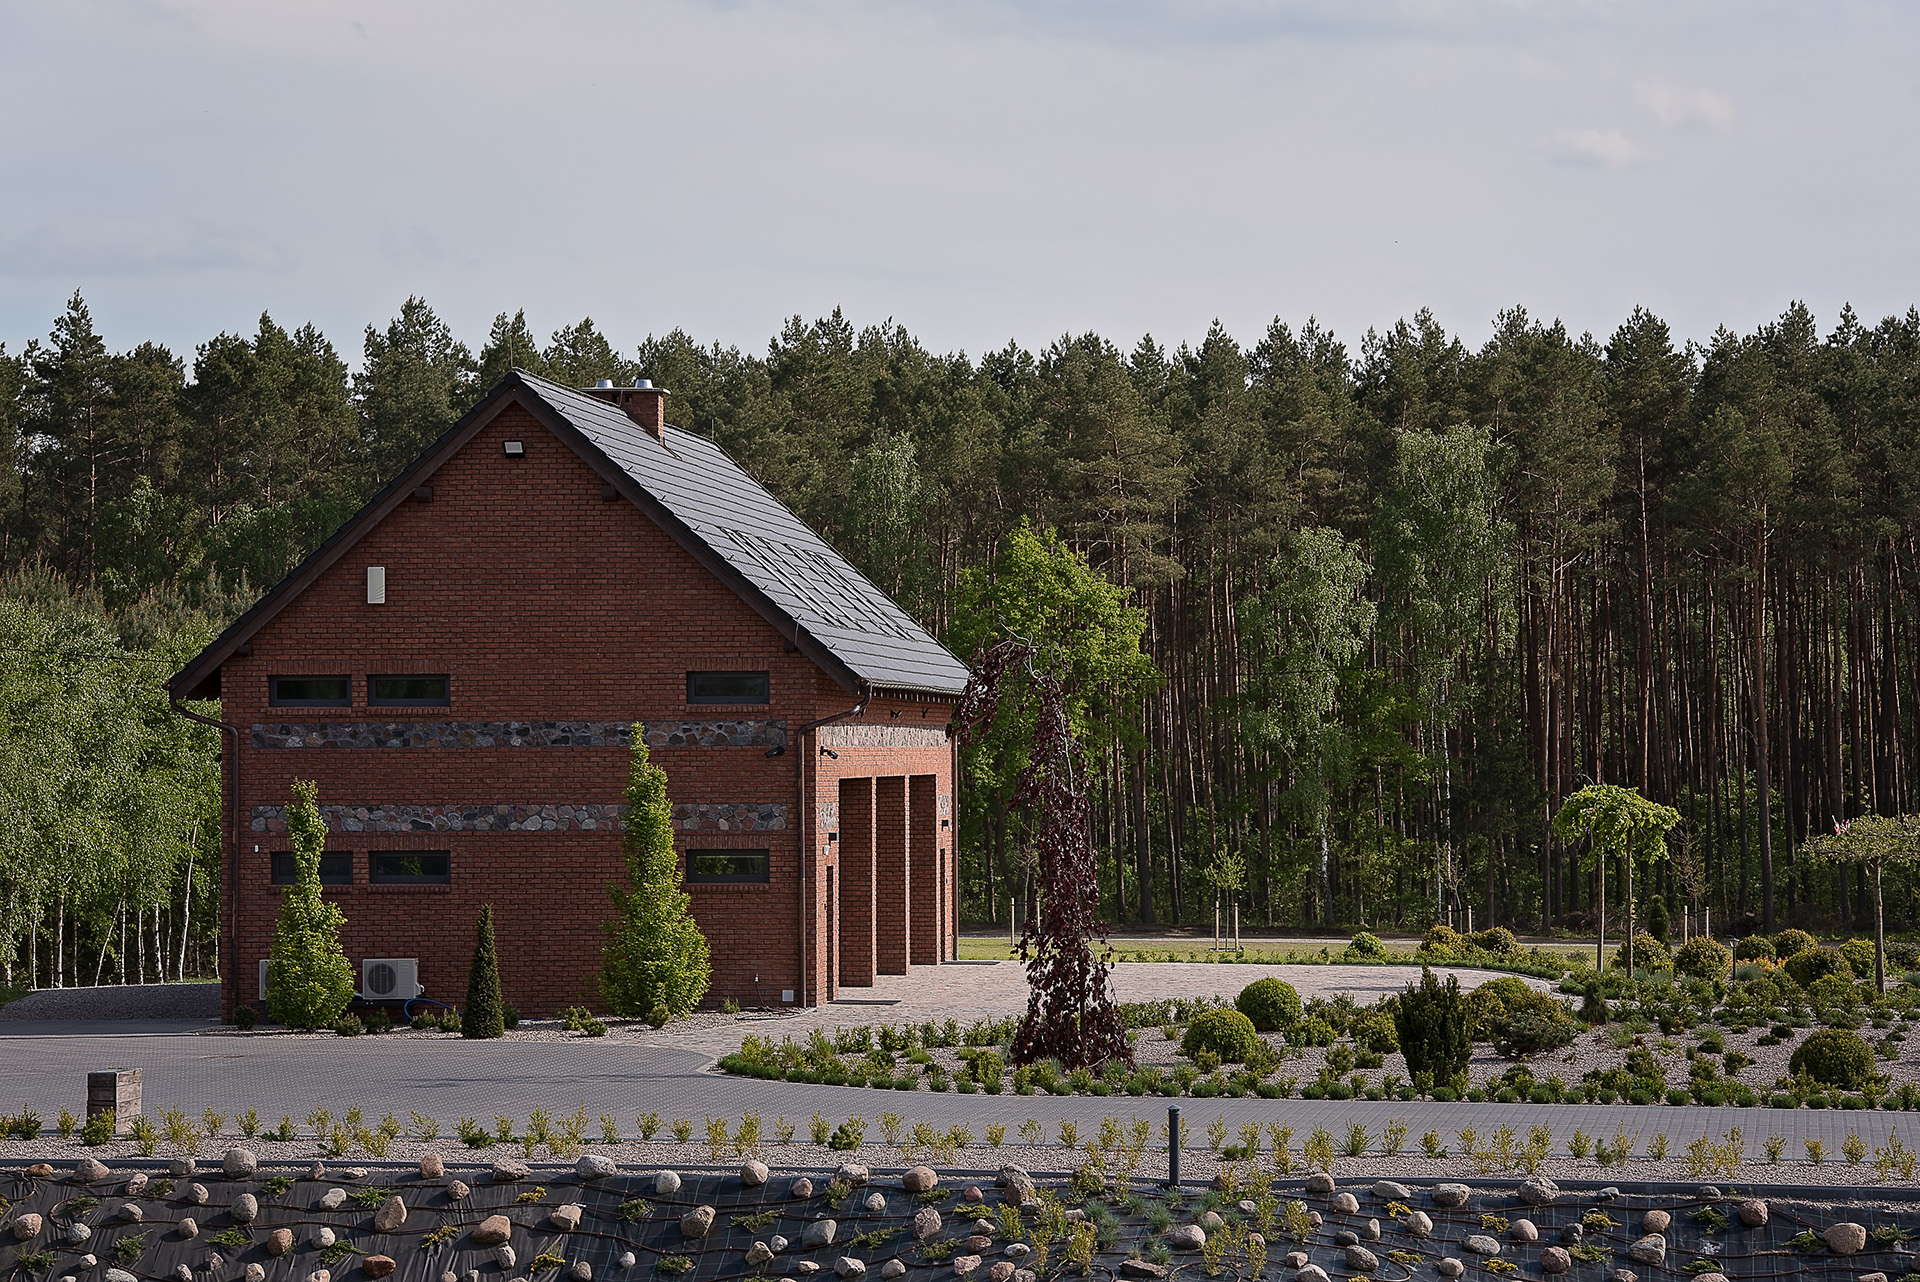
367 566 387 604
360 957 421 1001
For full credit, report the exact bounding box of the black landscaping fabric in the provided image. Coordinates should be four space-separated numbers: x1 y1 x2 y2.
3 1162 1918 1282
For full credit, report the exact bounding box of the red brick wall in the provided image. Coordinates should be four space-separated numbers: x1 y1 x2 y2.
217 397 955 1016
874 776 909 975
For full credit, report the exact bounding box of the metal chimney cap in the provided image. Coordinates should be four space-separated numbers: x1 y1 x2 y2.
633 378 653 389
594 379 615 388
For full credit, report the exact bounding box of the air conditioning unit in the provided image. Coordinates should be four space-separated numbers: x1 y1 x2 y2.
259 957 271 1001
360 958 422 1002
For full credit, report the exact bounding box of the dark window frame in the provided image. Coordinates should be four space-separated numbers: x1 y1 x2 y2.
369 674 451 706
686 671 771 705
271 851 354 885
269 674 352 707
369 851 452 885
686 849 771 884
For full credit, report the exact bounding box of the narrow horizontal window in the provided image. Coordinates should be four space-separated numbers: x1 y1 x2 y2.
687 849 770 883
686 671 770 704
370 674 450 706
270 675 350 706
370 852 451 884
271 851 353 885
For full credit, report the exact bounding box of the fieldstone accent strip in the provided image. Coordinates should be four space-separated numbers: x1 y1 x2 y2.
252 720 787 750
251 802 787 834
818 724 949 748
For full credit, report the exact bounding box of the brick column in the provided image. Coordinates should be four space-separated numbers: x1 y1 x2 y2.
908 774 940 965
875 777 910 975
838 777 876 988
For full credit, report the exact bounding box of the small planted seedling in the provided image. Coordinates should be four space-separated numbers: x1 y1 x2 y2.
618 1200 653 1222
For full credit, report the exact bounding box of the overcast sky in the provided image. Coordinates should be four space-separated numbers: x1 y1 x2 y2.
2 1 1916 368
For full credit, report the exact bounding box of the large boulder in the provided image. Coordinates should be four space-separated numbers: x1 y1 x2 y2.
1826 1224 1868 1256
1372 1181 1411 1202
681 1206 716 1239
1436 1261 1463 1279
740 1161 769 1189
491 1159 530 1183
472 1216 514 1247
373 1196 407 1234
318 1189 346 1211
551 1205 583 1233
223 1149 259 1178
1432 1185 1470 1208
903 1167 938 1193
1167 1225 1206 1252
75 1158 110 1183
1305 1174 1336 1195
419 1154 445 1180
1344 1247 1378 1273
577 1155 617 1181
1540 1248 1572 1275
1407 1212 1433 1239
836 1259 866 1280
790 1178 815 1200
1463 1236 1501 1257
802 1221 838 1250
1641 1212 1670 1234
1510 1220 1538 1244
232 1194 259 1224
1628 1236 1666 1266
655 1171 682 1196
1331 1194 1359 1215
914 1208 943 1241
836 1165 871 1188
265 1230 294 1258
1738 1201 1768 1228
11 1214 43 1241
1517 1178 1558 1207
362 1256 397 1280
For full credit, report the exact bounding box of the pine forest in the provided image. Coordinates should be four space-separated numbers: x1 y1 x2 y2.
3 291 1919 987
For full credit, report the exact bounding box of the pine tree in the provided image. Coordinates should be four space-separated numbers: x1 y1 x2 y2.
463 904 505 1038
600 731 709 1021
266 780 355 1030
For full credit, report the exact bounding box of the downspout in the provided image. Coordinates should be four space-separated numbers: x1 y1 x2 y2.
793 683 871 1008
949 723 961 961
170 692 240 1019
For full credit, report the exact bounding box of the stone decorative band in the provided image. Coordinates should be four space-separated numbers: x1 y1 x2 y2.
250 719 786 750
817 724 949 748
249 802 788 834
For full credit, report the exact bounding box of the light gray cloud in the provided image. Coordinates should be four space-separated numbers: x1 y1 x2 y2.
0 0 1914 362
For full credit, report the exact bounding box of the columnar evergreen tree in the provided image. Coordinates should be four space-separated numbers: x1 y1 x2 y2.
266 780 355 1029
600 731 709 1021
463 903 505 1038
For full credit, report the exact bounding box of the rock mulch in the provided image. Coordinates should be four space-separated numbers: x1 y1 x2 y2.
2 1148 1917 1282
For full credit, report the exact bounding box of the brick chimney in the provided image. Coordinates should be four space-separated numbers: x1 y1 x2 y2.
582 378 669 440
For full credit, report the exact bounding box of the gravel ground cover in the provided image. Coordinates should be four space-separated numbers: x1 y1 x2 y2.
5 1149 1920 1282
0 984 222 1023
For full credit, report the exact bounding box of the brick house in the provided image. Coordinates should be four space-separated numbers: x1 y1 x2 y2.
167 370 969 1019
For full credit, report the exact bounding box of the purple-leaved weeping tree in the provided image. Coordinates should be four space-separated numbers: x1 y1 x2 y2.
956 638 1132 1070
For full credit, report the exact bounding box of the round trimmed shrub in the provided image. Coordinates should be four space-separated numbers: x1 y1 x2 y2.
1180 1009 1262 1063
1609 931 1671 971
1486 989 1582 1059
1674 935 1734 981
1785 946 1851 990
1840 938 1877 979
1422 924 1464 958
1735 934 1775 961
1236 977 1302 1032
1350 1008 1399 1053
1472 926 1520 957
1289 1015 1337 1047
1466 976 1533 1039
1347 931 1389 960
1807 974 1861 1008
1789 1027 1875 1089
1773 928 1818 959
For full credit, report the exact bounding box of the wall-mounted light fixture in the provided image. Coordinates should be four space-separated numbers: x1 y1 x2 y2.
941 819 951 830
827 831 839 843
764 745 785 758
502 439 526 457
819 747 839 759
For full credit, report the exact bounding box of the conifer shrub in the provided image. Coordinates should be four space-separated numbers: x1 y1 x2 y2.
1609 932 1671 971
1789 1028 1874 1089
600 731 711 1019
1772 928 1818 959
267 780 356 1030
1785 946 1851 989
1393 967 1471 1082
1839 938 1877 979
1180 1010 1262 1063
1487 990 1582 1058
1673 935 1734 981
1465 976 1532 1039
1807 974 1861 1009
1735 934 1775 961
1346 932 1388 960
1235 977 1302 1032
1647 897 1671 944
1471 926 1519 957
464 904 506 1039
1421 925 1464 958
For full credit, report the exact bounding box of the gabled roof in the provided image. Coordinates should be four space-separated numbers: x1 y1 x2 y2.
169 370 969 702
